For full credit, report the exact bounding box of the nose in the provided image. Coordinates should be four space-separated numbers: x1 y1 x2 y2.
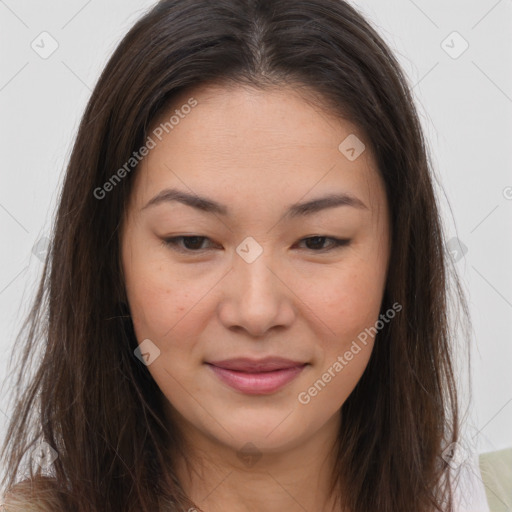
217 247 296 338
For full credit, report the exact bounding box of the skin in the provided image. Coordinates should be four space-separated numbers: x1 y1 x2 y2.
121 82 391 512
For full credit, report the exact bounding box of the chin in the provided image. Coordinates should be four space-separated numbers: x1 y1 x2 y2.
208 408 311 452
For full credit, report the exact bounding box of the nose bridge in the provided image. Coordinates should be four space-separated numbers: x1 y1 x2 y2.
234 237 280 304
218 236 295 335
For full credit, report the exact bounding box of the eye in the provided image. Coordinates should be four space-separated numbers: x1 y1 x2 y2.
294 236 351 252
162 236 216 253
162 235 350 254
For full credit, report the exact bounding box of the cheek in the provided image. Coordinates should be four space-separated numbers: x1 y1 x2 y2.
296 266 380 412
127 269 208 342
301 258 386 341
122 240 210 342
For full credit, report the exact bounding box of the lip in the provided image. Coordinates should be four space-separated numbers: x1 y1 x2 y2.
208 357 306 372
206 357 308 395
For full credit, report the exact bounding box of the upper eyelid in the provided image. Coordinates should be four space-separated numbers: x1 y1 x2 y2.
163 235 350 252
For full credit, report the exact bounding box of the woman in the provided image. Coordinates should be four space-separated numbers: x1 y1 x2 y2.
0 0 474 510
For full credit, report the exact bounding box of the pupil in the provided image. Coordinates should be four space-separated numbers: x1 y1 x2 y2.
185 236 203 249
307 236 324 249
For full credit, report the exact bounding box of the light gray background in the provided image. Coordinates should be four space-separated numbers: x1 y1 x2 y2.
1 0 511 460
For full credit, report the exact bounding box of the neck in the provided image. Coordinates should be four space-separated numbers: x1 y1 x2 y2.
169 412 342 512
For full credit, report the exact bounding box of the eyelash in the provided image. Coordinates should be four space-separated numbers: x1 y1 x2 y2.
161 235 351 254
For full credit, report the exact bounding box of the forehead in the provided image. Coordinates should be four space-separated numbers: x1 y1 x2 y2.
151 82 360 153
131 83 385 217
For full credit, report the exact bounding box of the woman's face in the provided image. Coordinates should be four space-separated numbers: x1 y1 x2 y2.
121 83 391 456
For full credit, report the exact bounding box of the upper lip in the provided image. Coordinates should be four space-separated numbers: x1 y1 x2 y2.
207 357 307 372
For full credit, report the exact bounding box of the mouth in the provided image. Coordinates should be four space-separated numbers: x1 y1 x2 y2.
205 357 309 395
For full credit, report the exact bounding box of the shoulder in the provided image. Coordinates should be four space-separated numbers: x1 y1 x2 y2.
450 446 512 512
1 477 64 512
478 447 512 512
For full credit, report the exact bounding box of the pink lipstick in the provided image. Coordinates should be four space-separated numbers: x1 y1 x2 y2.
206 357 307 395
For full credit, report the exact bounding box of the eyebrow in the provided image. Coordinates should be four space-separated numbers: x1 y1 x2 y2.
141 187 368 218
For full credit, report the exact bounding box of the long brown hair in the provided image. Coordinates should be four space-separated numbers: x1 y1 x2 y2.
0 1 471 511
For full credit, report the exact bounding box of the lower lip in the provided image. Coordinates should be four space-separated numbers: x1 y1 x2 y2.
207 364 306 395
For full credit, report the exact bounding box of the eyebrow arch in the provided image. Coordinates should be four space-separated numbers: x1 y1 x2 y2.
141 187 368 218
